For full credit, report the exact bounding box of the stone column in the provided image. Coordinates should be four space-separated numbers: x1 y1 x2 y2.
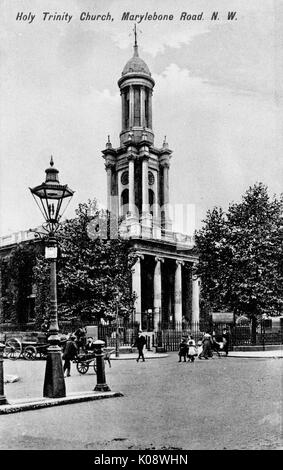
129 85 134 128
192 273 200 326
132 255 143 328
162 161 173 233
148 90 153 128
105 163 112 213
128 156 135 216
117 169 122 218
174 261 184 326
121 91 125 129
153 257 164 330
140 87 145 128
152 171 161 239
142 157 149 213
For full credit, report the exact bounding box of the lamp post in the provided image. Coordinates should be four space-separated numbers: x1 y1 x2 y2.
30 157 74 398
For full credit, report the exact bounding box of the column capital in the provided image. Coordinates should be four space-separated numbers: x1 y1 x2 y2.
176 260 185 267
105 161 115 170
160 160 170 169
155 256 164 263
127 153 137 162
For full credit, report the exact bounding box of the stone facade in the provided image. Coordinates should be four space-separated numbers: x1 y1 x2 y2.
102 37 200 331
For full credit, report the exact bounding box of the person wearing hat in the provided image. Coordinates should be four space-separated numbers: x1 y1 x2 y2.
62 334 78 377
178 337 188 362
132 330 147 362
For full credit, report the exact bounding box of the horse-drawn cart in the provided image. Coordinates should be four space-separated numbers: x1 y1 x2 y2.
3 333 66 360
74 348 114 374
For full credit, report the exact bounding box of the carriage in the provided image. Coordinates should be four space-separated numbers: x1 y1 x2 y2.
74 348 115 374
3 333 66 360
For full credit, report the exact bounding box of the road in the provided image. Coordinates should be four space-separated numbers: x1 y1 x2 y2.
0 353 282 450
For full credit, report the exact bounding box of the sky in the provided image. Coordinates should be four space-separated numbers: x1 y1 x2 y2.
0 0 282 237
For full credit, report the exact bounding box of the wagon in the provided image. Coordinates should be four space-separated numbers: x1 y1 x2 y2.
74 348 114 374
3 333 66 360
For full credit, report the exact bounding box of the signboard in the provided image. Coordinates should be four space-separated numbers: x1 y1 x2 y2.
45 246 58 259
211 312 234 323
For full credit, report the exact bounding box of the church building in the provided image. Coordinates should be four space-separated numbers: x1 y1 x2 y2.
101 31 200 331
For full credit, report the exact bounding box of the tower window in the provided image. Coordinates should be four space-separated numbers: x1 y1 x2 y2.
134 87 141 126
124 90 130 129
121 171 129 185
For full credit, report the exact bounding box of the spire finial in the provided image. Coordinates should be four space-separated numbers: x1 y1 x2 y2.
133 24 139 57
106 135 112 148
50 155 54 167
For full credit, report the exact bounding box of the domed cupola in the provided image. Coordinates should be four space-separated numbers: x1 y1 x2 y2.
118 26 155 145
121 44 152 78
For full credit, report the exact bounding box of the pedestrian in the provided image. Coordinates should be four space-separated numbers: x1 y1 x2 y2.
74 326 87 353
62 334 78 377
222 328 230 356
187 336 197 362
211 331 221 357
178 337 188 362
132 330 147 362
197 340 203 358
85 336 95 353
41 318 50 333
199 332 212 359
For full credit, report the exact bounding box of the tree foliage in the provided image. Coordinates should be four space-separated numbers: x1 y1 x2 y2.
34 199 136 324
195 183 283 322
0 243 37 323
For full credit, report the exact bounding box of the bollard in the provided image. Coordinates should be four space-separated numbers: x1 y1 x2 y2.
0 343 8 405
93 340 111 392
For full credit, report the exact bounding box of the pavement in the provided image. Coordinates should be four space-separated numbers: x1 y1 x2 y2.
1 351 168 414
1 348 281 414
1 351 282 450
228 349 283 358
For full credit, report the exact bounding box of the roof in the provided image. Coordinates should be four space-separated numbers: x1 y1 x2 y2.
121 45 151 77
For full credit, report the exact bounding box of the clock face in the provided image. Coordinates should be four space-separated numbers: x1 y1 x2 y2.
121 171 129 185
148 171 155 185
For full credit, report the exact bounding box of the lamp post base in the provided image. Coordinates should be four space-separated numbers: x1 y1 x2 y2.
43 347 66 398
94 383 111 392
0 396 8 405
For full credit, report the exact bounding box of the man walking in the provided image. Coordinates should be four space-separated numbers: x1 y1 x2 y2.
133 330 147 362
62 335 78 377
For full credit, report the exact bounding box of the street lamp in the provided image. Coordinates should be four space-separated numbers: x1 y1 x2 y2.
30 157 74 398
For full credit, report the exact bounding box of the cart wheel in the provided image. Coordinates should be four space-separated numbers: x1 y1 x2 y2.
76 361 89 374
23 345 37 360
4 338 22 359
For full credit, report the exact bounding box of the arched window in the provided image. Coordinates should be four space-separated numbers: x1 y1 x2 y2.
121 189 129 216
149 189 155 216
134 87 141 126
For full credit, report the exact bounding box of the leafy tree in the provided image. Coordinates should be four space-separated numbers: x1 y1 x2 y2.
34 199 136 325
195 183 283 340
0 243 38 323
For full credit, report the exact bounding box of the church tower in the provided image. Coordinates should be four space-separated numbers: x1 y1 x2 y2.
102 26 172 239
101 28 199 332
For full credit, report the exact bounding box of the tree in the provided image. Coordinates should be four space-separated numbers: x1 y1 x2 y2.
34 199 136 325
0 243 38 324
195 183 283 340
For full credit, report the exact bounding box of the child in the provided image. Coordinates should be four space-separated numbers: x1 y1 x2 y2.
178 338 188 362
187 336 197 362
